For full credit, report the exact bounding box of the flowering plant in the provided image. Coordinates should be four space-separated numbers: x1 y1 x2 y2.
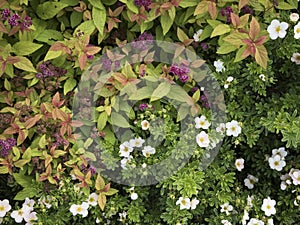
0 0 300 224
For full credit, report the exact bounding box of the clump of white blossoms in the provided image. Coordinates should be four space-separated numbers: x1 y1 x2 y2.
267 19 289 40
214 59 225 72
119 141 134 158
195 115 211 129
225 120 242 137
129 187 138 200
289 168 300 185
193 29 203 42
69 202 89 218
176 197 199 210
291 52 300 64
235 158 245 171
220 203 233 215
11 205 32 223
294 22 300 39
261 197 276 216
247 218 264 225
0 199 11 218
221 219 232 225
268 147 287 171
196 131 210 147
216 123 226 134
87 193 99 207
244 174 258 189
224 76 234 89
280 173 292 190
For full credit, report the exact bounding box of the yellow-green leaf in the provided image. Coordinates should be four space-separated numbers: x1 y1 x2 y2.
96 173 105 191
255 45 268 69
151 82 171 102
92 6 106 36
211 24 231 38
4 78 11 91
13 41 43 56
97 111 108 130
0 166 9 174
14 57 37 73
194 1 209 15
177 27 189 42
98 193 107 211
104 188 118 196
44 50 62 61
63 78 77 95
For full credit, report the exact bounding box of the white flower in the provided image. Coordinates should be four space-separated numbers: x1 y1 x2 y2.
129 137 145 147
268 155 286 171
221 220 232 225
259 74 266 81
247 218 264 225
214 59 225 72
0 199 11 218
142 146 156 157
193 29 203 42
120 155 133 169
24 212 38 225
235 158 245 171
176 197 191 210
119 141 134 158
130 192 138 200
190 198 199 210
141 120 150 130
290 13 299 22
294 22 300 39
267 218 274 225
225 120 242 137
244 174 258 189
11 205 31 223
290 169 300 185
247 195 254 208
194 115 211 129
69 202 89 218
23 198 35 212
87 193 98 206
267 19 288 40
261 197 276 216
220 203 233 215
196 131 210 148
216 123 226 133
272 147 287 158
291 52 300 64
242 210 250 225
96 217 101 223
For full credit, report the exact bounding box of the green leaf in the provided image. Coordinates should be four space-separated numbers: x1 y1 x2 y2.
234 46 247 63
119 0 138 13
44 50 62 61
223 32 248 46
13 41 43 56
70 11 83 28
104 188 118 196
74 20 96 36
13 173 32 187
199 25 213 41
128 86 153 100
39 134 47 148
168 85 190 102
35 30 64 44
4 78 11 91
276 1 295 9
37 2 68 20
179 0 198 7
211 24 231 37
89 0 105 8
160 13 173 36
92 6 106 36
97 111 108 130
0 167 8 174
64 78 77 95
96 174 105 190
14 57 37 73
14 187 39 201
111 112 130 128
217 43 237 54
177 27 189 42
151 82 171 102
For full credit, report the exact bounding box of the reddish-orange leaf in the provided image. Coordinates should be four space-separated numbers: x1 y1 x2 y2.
0 21 7 33
208 2 217 19
238 0 250 10
79 54 87 70
249 17 260 40
24 115 42 129
230 13 240 28
255 35 267 46
255 45 268 69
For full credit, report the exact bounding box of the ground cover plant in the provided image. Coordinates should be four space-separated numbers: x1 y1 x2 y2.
0 0 300 224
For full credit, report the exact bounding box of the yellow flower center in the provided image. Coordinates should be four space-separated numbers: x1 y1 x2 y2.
267 205 271 209
200 121 205 126
18 210 23 216
90 198 95 202
231 127 236 132
182 200 186 205
276 26 281 32
146 152 150 157
0 206 4 211
199 137 204 143
296 28 300 33
77 206 83 212
274 161 279 166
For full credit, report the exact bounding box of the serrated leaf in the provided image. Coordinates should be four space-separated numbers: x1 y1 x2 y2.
104 188 118 196
14 57 37 73
234 45 247 62
37 2 68 20
97 111 108 130
276 1 295 9
13 41 43 56
13 173 32 187
223 32 248 46
119 0 138 13
255 45 268 69
211 24 231 37
177 27 189 42
74 20 96 36
194 1 209 15
4 78 10 91
39 134 47 148
179 0 198 7
35 30 64 44
64 78 77 95
110 112 130 128
92 7 106 36
217 43 237 54
0 166 9 174
151 82 171 102
44 50 62 61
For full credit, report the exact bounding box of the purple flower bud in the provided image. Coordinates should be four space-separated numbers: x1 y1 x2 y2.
87 55 94 60
36 73 43 79
89 166 96 175
1 9 10 21
132 32 154 50
200 43 209 50
20 16 32 31
241 5 253 14
134 0 152 11
6 138 16 147
169 63 190 76
178 74 189 83
139 103 148 111
191 87 199 93
8 13 20 26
